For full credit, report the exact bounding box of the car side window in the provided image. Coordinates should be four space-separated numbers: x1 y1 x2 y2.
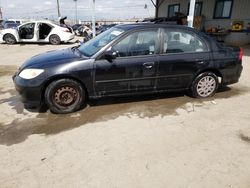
20 23 35 30
162 29 208 54
112 30 157 57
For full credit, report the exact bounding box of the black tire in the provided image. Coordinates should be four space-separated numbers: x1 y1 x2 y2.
49 34 61 45
45 79 85 114
3 34 17 44
190 72 219 98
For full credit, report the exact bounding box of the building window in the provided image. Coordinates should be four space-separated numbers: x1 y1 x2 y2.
214 0 233 19
187 2 203 16
168 4 180 17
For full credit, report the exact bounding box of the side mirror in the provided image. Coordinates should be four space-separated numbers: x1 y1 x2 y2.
103 50 117 62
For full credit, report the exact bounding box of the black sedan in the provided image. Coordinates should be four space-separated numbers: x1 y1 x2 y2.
13 23 243 114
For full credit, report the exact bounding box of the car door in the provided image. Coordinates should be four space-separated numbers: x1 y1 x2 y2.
18 22 37 42
157 28 211 90
94 29 159 96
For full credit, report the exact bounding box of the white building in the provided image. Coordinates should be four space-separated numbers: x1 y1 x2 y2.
155 0 250 45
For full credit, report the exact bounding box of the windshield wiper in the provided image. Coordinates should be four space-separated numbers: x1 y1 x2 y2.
71 46 82 55
71 46 89 58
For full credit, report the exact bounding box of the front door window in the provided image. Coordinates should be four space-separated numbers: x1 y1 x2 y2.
112 30 157 57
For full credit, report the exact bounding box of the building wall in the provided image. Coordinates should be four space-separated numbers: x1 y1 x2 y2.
158 0 250 30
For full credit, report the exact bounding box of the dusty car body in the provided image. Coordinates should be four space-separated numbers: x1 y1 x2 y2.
13 23 243 114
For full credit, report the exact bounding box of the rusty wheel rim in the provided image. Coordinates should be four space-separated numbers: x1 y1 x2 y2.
53 86 80 108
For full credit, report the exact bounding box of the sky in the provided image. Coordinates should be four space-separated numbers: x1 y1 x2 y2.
0 0 156 20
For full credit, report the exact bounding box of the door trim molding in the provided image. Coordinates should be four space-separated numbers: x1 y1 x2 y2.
95 73 192 84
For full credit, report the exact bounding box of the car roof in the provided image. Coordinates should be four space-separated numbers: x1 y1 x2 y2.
19 20 60 27
23 20 56 24
115 23 197 32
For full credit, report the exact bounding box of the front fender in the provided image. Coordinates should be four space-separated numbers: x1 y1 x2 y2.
1 28 19 41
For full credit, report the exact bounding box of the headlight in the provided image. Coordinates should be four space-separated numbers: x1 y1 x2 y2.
19 69 44 79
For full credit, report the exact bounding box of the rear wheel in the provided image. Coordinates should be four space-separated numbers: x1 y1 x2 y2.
190 72 219 98
3 34 17 44
45 79 85 114
49 34 61 45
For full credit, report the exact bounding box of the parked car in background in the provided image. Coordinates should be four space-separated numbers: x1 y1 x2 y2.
75 25 93 42
13 23 243 114
3 23 18 29
0 20 23 30
71 24 82 32
0 20 4 30
74 25 89 36
8 19 23 25
0 20 74 45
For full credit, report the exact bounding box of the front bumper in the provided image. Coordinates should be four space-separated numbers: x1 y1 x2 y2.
0 33 4 43
13 74 43 109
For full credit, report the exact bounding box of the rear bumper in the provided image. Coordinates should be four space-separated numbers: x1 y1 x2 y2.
61 33 75 42
221 64 243 85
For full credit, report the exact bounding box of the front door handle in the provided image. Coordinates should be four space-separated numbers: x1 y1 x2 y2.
143 62 154 69
195 58 206 62
195 59 208 65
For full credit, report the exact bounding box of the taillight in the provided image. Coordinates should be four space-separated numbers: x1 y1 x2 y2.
239 47 243 61
62 28 70 33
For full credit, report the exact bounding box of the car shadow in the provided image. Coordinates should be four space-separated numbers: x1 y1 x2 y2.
0 84 250 146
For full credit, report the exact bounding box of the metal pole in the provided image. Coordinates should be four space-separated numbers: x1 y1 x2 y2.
155 0 159 18
74 0 78 24
57 0 61 18
188 0 196 27
0 0 2 20
92 0 96 37
0 7 2 20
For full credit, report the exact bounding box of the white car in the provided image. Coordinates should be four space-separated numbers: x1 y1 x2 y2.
0 20 75 45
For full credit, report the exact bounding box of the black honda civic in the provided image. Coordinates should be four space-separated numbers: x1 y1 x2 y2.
13 23 243 114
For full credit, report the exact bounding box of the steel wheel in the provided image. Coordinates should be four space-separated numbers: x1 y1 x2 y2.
45 79 85 114
196 76 216 97
53 86 80 108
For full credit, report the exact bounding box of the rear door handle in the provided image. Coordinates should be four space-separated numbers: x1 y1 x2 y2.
143 62 154 69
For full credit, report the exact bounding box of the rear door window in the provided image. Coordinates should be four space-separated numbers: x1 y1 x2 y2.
162 29 208 54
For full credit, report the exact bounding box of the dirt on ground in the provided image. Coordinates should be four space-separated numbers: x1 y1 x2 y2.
0 43 250 188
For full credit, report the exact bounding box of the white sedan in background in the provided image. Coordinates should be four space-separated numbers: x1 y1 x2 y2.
0 20 75 45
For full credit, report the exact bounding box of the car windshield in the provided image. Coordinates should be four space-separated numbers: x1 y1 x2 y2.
78 27 124 57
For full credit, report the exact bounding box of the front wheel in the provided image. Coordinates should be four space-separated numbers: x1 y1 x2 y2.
4 34 17 44
190 72 219 98
45 79 85 114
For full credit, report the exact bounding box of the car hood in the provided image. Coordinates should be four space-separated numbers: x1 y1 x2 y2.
20 48 84 69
